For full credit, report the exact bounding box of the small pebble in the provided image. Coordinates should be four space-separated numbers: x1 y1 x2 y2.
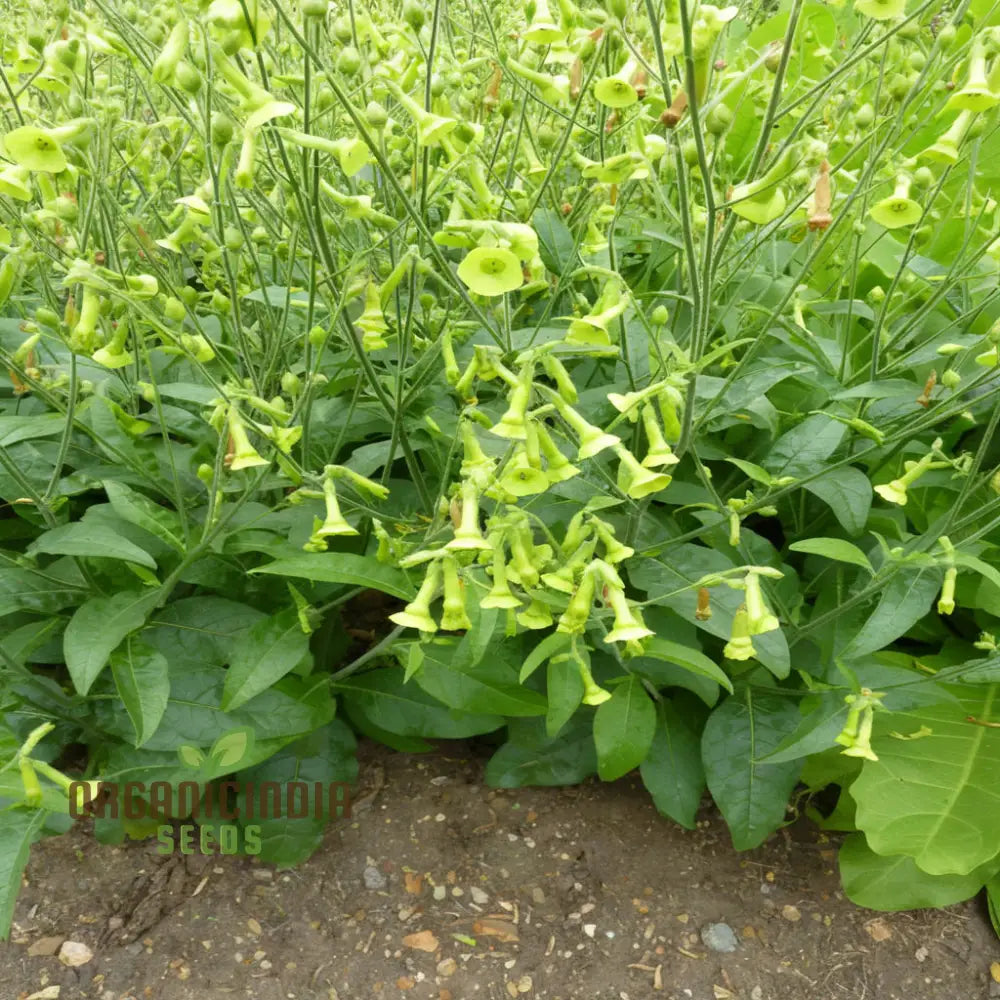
701 923 739 953
363 866 387 891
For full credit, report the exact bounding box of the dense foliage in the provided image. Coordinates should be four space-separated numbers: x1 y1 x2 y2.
3 0 1000 939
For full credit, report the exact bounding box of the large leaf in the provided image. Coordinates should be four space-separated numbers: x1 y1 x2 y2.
335 668 504 738
841 566 941 660
110 637 170 747
764 414 845 478
802 467 872 537
546 653 584 739
103 480 184 551
637 637 733 693
533 207 577 276
640 699 706 829
593 675 656 781
250 553 414 600
850 685 1000 876
789 537 873 573
64 590 159 695
485 717 597 787
222 608 311 711
701 689 802 849
236 720 358 866
0 807 47 940
839 833 1000 911
28 522 157 568
144 597 266 666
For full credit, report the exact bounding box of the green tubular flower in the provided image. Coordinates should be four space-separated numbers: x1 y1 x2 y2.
921 111 974 165
226 405 269 471
306 476 358 547
458 246 524 297
535 420 580 483
840 707 878 761
390 559 442 633
523 0 564 43
442 330 461 385
508 526 543 588
594 56 641 109
542 539 597 593
481 543 523 609
874 452 935 506
386 82 459 146
578 150 649 185
658 387 683 441
92 321 133 369
946 42 1000 112
938 566 957 615
615 445 672 500
501 447 550 497
373 519 397 564
728 147 793 225
235 130 257 189
743 570 779 635
870 175 922 230
447 480 492 551
460 419 496 485
71 287 102 352
255 422 302 455
540 387 620 459
454 356 481 399
854 0 905 20
540 353 578 403
641 404 679 469
603 585 654 643
151 19 189 84
592 519 634 564
356 280 389 351
504 57 571 104
2 126 68 173
518 598 554 630
723 605 756 660
440 556 473 631
557 563 596 634
0 165 33 201
490 364 534 439
576 650 612 705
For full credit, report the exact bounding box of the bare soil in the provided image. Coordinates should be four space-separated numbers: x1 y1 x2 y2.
3 741 998 1000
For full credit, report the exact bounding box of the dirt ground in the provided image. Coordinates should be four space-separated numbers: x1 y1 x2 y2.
3 741 999 1000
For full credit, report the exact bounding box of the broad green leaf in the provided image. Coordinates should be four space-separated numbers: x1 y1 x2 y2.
250 553 414 600
546 653 584 739
841 566 941 660
452 603 500 672
640 700 706 829
593 675 656 781
0 566 84 616
0 807 47 940
520 632 571 682
103 480 184 551
110 637 169 747
485 717 597 787
638 637 734 693
64 590 159 695
701 690 802 850
335 668 504 738
802 467 872 537
533 207 577 276
725 458 773 485
765 414 845 478
839 833 1000 911
222 608 311 711
850 685 1000 876
0 414 67 447
236 720 358 866
755 693 850 764
28 522 157 568
789 538 873 573
145 597 266 665
415 643 547 717
955 552 1000 594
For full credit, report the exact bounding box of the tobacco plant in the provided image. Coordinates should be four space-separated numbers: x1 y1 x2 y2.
3 0 1000 940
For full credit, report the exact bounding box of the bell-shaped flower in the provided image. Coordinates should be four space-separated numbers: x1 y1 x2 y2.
723 605 756 660
0 165 33 201
540 352 578 403
2 126 67 173
641 404 679 469
504 57 571 105
256 422 302 455
728 146 797 225
541 387 620 459
946 42 999 112
481 544 523 609
557 563 597 634
578 150 649 185
565 281 628 346
937 566 957 615
576 650 612 705
523 0 564 42
281 129 372 176
594 562 652 643
518 598 554 630
390 558 442 632
460 419 497 486
440 556 473 631
70 287 102 352
386 82 459 146
490 364 534 439
356 280 389 351
874 452 934 506
854 0 905 19
306 476 359 547
615 445 671 500
151 20 189 84
536 420 580 483
92 322 133 369
447 480 492 551
501 446 550 497
870 175 922 230
226 406 270 471
743 570 780 635
458 246 524 296
835 691 883 761
592 519 634 564
507 525 543 589
921 111 974 165
595 56 642 109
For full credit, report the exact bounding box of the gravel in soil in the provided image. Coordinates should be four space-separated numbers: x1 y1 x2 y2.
3 741 998 1000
